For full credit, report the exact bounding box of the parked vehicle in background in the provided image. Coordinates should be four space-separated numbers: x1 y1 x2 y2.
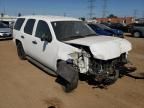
128 23 144 37
0 22 12 39
135 18 144 23
13 15 132 92
101 22 128 32
88 23 124 38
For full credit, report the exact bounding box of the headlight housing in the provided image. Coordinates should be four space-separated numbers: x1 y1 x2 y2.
68 52 79 59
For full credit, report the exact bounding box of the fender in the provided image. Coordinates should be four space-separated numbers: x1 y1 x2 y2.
56 43 80 83
57 42 81 61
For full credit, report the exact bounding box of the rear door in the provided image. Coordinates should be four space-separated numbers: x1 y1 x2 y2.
13 18 25 40
21 19 36 56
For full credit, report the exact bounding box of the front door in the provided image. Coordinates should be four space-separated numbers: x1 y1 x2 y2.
30 20 58 71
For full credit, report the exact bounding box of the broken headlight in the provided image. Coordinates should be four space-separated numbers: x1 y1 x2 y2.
68 52 79 59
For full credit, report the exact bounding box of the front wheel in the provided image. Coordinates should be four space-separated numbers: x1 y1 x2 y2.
57 61 79 93
64 73 79 92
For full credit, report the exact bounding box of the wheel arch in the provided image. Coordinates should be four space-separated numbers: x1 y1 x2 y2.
15 39 22 45
56 59 63 68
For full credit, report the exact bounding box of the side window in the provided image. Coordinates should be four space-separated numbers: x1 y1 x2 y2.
14 18 25 30
35 20 52 41
24 19 35 35
90 25 99 30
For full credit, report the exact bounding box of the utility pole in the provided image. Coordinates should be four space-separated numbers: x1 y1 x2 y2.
2 0 5 15
134 9 138 19
88 0 96 19
64 13 66 17
0 0 1 13
142 11 144 18
0 0 6 15
102 0 108 18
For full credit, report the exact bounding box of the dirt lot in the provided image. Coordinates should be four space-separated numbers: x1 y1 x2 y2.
0 36 144 108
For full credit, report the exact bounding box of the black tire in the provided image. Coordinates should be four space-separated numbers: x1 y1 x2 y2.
16 42 26 60
133 31 141 38
64 73 79 93
56 61 79 92
103 70 119 85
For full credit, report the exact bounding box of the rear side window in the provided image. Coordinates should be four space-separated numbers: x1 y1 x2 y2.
24 19 35 35
14 18 25 30
35 20 52 40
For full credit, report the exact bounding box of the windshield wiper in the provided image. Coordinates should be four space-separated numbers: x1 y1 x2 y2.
84 33 96 36
61 34 96 41
65 35 85 40
61 35 85 41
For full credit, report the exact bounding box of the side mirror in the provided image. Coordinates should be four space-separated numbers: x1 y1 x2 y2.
41 34 52 42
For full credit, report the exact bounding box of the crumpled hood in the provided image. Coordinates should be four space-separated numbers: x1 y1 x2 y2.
65 36 132 60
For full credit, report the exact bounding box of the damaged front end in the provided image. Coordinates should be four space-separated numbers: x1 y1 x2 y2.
88 53 128 83
57 36 135 92
68 48 130 83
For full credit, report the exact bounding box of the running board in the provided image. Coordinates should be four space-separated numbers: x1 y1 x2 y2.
26 56 57 76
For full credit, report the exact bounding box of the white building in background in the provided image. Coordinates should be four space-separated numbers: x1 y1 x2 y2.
86 19 97 23
0 15 17 22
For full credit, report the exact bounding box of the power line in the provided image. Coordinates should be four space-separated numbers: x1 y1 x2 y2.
88 0 96 19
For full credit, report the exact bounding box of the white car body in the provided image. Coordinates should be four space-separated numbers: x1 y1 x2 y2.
13 15 132 92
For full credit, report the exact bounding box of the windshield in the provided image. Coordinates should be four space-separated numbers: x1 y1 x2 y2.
51 21 96 41
97 24 112 30
0 22 9 28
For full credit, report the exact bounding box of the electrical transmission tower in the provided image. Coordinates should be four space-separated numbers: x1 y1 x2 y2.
88 0 96 19
102 0 108 18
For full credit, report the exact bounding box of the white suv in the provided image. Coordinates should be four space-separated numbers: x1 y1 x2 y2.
13 15 132 92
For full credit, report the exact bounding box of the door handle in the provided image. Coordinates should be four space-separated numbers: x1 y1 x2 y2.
32 40 37 44
21 36 25 39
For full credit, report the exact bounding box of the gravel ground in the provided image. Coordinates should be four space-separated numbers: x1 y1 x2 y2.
0 36 144 108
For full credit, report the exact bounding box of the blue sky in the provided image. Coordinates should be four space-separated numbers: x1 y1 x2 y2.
0 0 144 18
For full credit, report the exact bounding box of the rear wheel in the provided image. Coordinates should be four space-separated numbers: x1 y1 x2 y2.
16 42 26 60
